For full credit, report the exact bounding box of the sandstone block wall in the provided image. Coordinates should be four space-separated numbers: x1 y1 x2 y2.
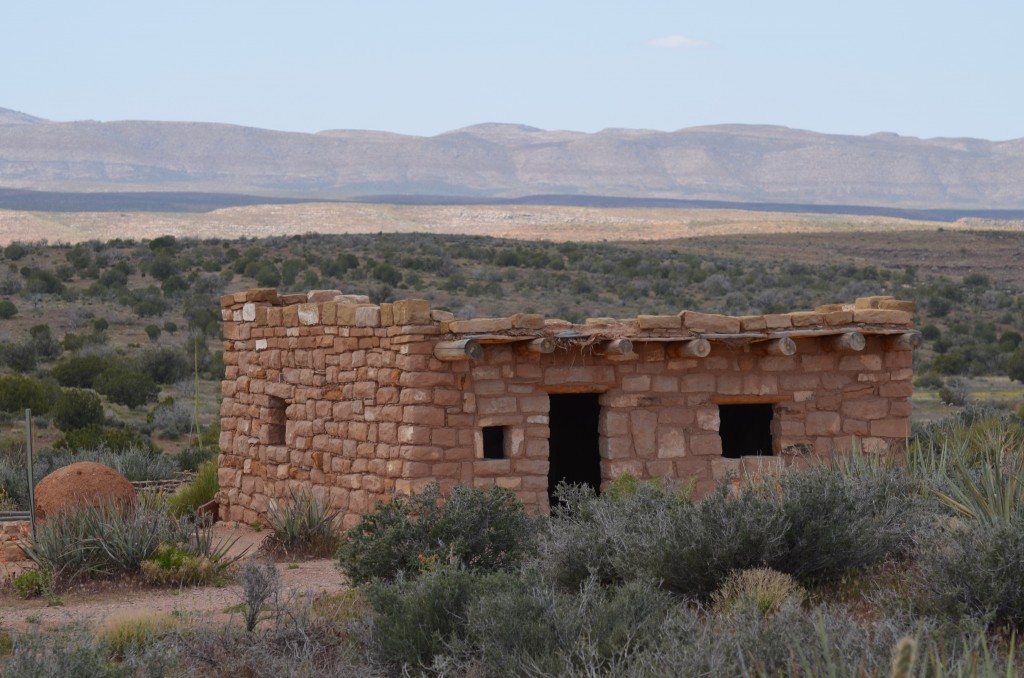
218 289 917 526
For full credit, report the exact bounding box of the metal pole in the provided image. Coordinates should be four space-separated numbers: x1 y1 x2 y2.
24 408 36 539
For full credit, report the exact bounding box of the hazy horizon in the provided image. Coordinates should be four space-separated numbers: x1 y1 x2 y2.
4 1 1022 141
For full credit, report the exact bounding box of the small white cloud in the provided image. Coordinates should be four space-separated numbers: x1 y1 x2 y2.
647 35 708 49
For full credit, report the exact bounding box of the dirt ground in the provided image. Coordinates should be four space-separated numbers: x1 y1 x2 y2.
0 523 347 632
2 201 1022 248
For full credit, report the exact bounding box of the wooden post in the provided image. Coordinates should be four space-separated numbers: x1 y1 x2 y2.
667 338 711 358
820 331 866 353
884 331 922 351
756 337 797 356
25 408 35 539
434 338 483 362
595 338 633 356
524 337 555 354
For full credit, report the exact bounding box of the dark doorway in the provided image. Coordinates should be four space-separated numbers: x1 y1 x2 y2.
719 404 774 458
547 393 602 508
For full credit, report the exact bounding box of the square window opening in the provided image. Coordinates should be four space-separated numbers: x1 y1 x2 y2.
482 426 507 460
718 404 774 459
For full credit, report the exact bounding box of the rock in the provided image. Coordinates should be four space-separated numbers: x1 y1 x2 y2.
34 462 136 520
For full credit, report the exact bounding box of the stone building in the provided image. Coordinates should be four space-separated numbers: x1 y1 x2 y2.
217 288 919 527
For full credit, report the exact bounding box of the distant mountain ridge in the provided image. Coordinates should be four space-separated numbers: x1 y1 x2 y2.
1 107 1023 209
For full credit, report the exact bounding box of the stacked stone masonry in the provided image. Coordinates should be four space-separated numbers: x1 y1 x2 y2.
0 520 30 562
218 289 919 527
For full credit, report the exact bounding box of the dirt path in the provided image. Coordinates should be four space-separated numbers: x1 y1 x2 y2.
0 524 348 632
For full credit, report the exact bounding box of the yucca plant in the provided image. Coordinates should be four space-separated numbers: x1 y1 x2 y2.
21 499 181 582
932 448 1024 527
265 488 342 557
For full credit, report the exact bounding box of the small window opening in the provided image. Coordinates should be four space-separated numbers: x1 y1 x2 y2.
719 404 774 459
482 426 507 460
266 395 287 446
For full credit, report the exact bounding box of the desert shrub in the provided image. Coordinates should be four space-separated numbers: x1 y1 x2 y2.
460 575 679 677
93 365 160 409
544 463 924 596
98 612 179 661
0 340 37 372
21 499 181 582
167 458 218 517
140 543 224 586
919 517 1024 628
50 354 112 388
365 565 490 669
150 400 193 438
762 458 926 583
51 387 104 431
175 443 217 472
38 446 174 481
5 627 120 678
544 480 785 596
0 298 17 319
338 482 538 585
12 569 52 599
139 346 191 384
711 567 805 616
28 324 63 361
265 489 342 558
240 560 281 633
52 424 153 454
22 496 238 586
169 600 379 677
0 373 59 415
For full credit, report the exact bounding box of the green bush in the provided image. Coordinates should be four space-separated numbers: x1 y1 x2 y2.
265 489 342 558
175 443 217 472
338 482 538 585
51 388 104 431
544 462 924 596
53 424 153 454
920 517 1024 627
140 543 226 586
167 458 219 517
139 346 191 384
0 374 60 415
0 340 37 372
365 565 490 670
93 365 160 409
51 354 112 388
0 299 16 319
13 569 52 599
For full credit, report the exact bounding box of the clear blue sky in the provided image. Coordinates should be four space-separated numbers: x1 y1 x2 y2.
5 0 1022 140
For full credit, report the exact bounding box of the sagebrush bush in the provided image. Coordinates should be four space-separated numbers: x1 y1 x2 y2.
919 517 1024 627
265 489 341 558
763 458 927 583
338 482 538 584
365 565 492 669
543 462 925 596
